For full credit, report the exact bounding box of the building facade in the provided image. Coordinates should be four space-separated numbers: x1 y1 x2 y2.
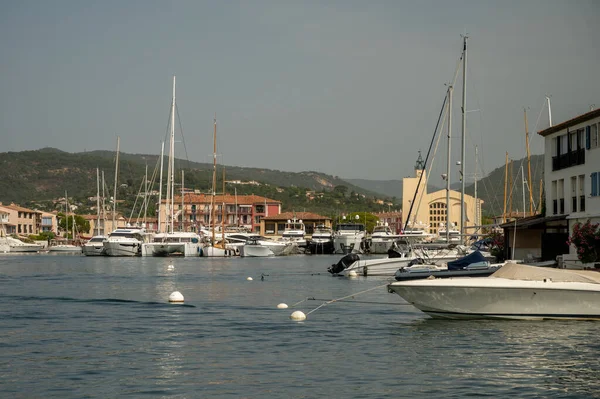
0 203 42 236
538 108 600 268
402 153 481 238
160 194 281 234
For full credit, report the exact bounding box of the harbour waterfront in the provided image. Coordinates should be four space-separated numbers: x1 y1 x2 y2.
1 254 599 398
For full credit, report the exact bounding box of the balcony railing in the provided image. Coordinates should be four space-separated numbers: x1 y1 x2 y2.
552 149 585 171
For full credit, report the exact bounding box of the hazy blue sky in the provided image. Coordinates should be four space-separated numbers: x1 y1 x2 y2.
1 0 598 186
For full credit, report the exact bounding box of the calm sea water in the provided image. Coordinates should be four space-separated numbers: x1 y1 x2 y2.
1 253 599 398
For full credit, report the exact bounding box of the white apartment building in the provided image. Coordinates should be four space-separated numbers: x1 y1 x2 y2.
539 108 600 268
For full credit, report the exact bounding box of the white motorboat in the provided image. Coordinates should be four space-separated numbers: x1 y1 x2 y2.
368 224 401 254
280 218 307 248
387 263 600 320
306 225 334 254
240 238 275 257
82 236 107 256
328 239 476 277
226 233 294 256
48 244 82 254
333 222 366 254
393 250 503 281
0 236 43 253
103 227 150 257
141 232 202 257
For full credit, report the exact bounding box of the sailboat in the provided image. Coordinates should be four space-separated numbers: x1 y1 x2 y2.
141 76 202 257
49 191 82 253
83 168 108 256
328 37 498 277
202 114 236 257
103 137 150 256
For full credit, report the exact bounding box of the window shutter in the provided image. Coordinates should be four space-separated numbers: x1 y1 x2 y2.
592 172 598 197
586 126 591 150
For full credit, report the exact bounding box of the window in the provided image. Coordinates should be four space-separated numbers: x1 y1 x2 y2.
591 124 599 149
571 176 577 213
592 172 599 197
580 174 586 212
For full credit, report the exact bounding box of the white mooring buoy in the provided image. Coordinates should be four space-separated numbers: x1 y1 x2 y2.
277 303 288 309
348 270 358 278
167 264 175 270
290 310 306 321
247 277 253 281
169 291 184 303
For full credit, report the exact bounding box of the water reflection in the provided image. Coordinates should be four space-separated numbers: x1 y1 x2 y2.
396 318 600 396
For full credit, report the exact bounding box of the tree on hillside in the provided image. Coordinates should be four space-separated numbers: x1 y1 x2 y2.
333 185 348 198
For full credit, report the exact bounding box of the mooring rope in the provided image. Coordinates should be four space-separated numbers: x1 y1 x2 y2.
305 283 389 316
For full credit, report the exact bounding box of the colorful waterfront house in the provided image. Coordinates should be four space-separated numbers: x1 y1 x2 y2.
0 203 42 236
163 193 281 234
260 212 332 237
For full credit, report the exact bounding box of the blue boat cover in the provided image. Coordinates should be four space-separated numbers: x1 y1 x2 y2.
447 250 486 270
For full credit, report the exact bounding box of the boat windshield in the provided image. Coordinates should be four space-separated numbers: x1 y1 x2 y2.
336 223 365 232
88 237 105 243
109 232 141 239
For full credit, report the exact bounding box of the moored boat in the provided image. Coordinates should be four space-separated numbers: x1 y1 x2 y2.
306 225 334 254
82 235 107 256
387 263 600 320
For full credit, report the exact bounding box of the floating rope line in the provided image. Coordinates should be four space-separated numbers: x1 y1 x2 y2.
305 283 389 316
307 298 412 306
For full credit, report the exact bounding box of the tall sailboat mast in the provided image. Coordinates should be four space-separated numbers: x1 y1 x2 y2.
445 85 453 243
165 76 176 234
112 136 120 230
96 168 100 235
101 171 106 234
524 108 533 215
210 114 217 245
503 152 508 223
460 35 468 242
158 141 164 232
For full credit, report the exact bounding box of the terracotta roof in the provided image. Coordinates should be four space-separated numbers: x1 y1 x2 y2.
262 211 331 221
0 203 41 213
538 108 600 137
171 194 280 205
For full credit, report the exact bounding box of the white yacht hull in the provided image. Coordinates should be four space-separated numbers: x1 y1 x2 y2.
202 245 237 257
388 276 600 320
333 235 364 254
141 242 201 257
82 244 105 256
48 245 82 253
9 245 43 253
240 245 274 257
369 239 396 254
103 240 141 256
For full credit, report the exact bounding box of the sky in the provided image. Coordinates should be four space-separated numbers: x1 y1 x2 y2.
1 0 599 187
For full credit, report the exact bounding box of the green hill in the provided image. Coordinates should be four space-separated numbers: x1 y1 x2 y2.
0 148 394 217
